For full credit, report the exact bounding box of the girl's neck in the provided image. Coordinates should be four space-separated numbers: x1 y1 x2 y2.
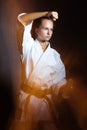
40 41 47 51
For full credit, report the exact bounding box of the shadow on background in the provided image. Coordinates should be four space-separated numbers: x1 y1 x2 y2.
0 37 15 130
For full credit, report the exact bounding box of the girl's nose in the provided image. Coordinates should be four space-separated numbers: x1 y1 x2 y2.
48 29 51 35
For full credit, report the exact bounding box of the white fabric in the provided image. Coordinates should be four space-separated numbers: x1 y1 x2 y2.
21 22 66 89
13 14 67 125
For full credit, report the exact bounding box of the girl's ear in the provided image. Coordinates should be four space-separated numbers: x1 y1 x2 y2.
35 28 39 37
35 28 38 38
35 28 38 34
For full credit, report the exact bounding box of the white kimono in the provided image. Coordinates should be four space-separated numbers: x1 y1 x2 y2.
11 16 67 130
22 22 66 88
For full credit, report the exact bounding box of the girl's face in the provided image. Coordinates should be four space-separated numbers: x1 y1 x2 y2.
36 19 54 42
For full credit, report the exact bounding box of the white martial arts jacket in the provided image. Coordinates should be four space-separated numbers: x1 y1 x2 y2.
20 21 66 90
15 14 67 122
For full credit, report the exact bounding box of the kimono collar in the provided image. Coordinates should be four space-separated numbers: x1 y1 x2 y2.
35 39 50 50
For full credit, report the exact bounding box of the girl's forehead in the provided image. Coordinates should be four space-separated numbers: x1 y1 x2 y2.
41 18 53 23
41 19 53 25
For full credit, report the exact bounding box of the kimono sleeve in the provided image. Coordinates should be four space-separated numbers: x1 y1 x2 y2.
22 22 34 61
53 50 67 85
17 13 34 60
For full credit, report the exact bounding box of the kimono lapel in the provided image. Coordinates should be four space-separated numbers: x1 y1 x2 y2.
27 44 51 83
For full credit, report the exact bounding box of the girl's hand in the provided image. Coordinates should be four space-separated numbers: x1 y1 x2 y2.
51 11 58 21
47 11 58 21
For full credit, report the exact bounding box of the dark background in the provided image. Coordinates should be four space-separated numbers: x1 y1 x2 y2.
0 0 87 129
0 0 87 85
